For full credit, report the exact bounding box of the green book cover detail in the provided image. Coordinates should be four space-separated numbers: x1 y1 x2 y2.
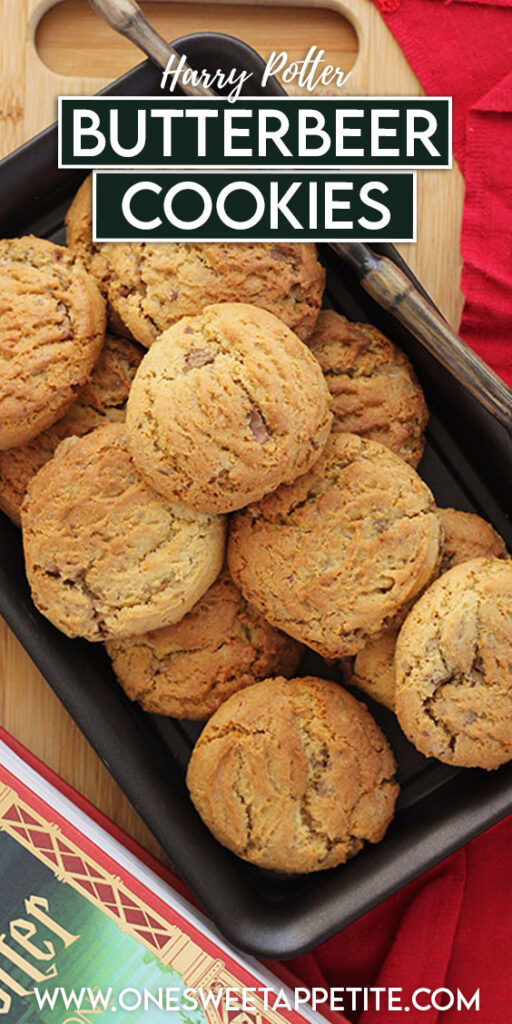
0 829 208 1023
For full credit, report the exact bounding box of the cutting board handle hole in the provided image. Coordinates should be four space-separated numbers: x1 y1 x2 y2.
32 0 360 82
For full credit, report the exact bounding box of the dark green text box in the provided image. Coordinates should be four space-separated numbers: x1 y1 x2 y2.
60 98 450 168
94 171 416 242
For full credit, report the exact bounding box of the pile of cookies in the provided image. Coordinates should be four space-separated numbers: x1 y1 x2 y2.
1 173 511 877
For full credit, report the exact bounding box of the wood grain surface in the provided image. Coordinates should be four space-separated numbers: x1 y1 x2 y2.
0 0 465 861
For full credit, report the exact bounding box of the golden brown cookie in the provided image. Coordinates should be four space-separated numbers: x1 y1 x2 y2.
352 631 398 711
395 558 512 769
66 177 324 345
102 239 325 347
437 507 508 572
65 176 102 275
309 310 428 466
126 303 332 514
228 433 441 658
186 676 399 872
352 510 509 711
106 568 303 719
0 235 106 450
21 423 226 642
65 177 132 337
0 334 143 527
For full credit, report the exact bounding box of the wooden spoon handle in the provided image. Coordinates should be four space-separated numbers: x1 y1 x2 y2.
88 0 215 94
333 242 512 435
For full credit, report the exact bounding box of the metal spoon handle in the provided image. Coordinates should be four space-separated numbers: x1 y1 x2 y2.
89 0 215 96
335 243 512 435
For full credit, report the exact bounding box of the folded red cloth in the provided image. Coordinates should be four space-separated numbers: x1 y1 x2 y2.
374 0 512 384
273 817 512 1022
272 4 512 1020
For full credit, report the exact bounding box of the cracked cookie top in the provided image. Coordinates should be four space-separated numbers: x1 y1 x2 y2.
352 511 509 713
106 567 303 720
395 558 512 769
228 432 441 658
309 310 428 467
0 235 106 450
65 176 110 290
65 177 136 337
437 507 509 573
186 675 399 873
352 630 398 711
0 334 143 527
101 240 325 348
125 302 332 514
21 423 226 642
66 181 325 347
100 238 323 348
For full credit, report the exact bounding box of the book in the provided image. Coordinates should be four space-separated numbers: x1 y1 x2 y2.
0 730 322 1024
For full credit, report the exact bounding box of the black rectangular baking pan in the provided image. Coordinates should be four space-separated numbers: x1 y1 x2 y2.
1 32 511 960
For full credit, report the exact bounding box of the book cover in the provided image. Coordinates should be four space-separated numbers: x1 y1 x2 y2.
0 734 320 1024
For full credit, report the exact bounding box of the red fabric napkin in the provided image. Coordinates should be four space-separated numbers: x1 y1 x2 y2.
273 819 512 1022
374 0 512 383
269 4 512 1020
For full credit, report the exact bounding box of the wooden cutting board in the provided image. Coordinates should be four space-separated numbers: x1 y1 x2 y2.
0 0 464 860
